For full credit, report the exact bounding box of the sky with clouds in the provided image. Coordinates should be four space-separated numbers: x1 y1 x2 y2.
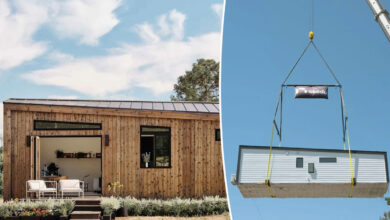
0 0 224 143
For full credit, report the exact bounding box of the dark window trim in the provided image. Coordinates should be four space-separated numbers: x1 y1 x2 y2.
215 129 221 141
140 125 171 169
34 120 102 130
319 157 337 163
296 157 303 168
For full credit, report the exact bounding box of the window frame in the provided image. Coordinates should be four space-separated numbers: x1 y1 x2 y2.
34 120 102 130
140 125 171 169
215 129 221 141
296 157 303 168
319 157 337 163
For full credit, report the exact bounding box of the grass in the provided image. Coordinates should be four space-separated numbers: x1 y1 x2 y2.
117 213 230 220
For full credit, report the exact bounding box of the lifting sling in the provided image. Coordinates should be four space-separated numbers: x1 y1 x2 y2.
264 32 355 198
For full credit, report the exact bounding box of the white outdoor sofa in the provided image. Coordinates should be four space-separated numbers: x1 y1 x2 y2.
58 179 84 198
26 180 57 199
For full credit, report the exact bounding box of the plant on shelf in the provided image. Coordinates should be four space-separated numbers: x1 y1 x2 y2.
76 152 87 159
55 150 64 158
47 163 59 176
142 152 151 168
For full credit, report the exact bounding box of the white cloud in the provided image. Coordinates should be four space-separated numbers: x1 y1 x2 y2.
211 3 224 19
48 95 78 99
48 51 75 63
49 0 121 45
0 0 48 70
22 9 221 97
0 0 122 70
135 9 186 43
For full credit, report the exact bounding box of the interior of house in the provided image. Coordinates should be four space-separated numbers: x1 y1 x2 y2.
40 136 102 195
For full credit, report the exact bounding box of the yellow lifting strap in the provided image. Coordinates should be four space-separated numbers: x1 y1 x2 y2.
345 126 355 197
265 125 276 198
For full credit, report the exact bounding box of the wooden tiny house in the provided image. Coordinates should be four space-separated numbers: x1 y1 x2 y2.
3 98 225 200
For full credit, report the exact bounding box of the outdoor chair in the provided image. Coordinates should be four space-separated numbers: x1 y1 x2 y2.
58 179 84 198
26 180 57 199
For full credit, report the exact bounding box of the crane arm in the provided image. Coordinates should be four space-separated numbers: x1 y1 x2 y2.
366 0 390 41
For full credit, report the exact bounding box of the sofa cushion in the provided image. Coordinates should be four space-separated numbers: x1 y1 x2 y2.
28 180 47 191
59 179 81 190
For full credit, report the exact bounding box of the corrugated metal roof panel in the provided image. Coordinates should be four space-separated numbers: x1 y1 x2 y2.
173 103 186 111
153 102 164 110
193 103 208 112
204 103 219 113
183 103 197 112
131 102 142 109
3 98 219 114
162 102 175 111
142 102 153 110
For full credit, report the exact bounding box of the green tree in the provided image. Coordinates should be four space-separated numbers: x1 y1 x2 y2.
380 198 390 220
171 59 219 102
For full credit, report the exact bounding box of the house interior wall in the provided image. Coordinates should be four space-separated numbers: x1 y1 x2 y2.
40 137 101 192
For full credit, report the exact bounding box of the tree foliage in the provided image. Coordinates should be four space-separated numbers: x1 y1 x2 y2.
171 59 219 102
380 198 390 220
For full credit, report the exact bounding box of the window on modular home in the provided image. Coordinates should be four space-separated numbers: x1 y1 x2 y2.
296 157 303 168
140 126 171 168
215 129 221 141
319 157 337 163
34 120 101 130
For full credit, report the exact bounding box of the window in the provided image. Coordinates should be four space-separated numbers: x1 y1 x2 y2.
296 157 303 168
140 126 170 168
308 163 315 173
215 129 221 141
319 157 337 163
34 120 101 130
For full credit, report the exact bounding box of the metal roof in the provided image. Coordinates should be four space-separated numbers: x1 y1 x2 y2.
3 98 219 114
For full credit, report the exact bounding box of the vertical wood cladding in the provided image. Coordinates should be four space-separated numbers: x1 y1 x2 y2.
3 105 225 200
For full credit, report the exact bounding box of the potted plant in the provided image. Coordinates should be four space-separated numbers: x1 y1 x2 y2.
142 152 151 168
57 207 67 220
47 163 59 176
100 197 120 220
115 201 128 217
55 150 64 158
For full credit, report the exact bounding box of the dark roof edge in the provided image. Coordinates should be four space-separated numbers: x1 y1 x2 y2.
239 145 387 155
3 102 219 114
3 98 219 104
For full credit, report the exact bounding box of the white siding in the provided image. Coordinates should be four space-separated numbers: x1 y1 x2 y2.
238 148 387 184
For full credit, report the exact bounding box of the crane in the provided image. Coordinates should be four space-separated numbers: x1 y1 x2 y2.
366 0 390 41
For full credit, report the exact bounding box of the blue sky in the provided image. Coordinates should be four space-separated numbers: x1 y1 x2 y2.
0 0 223 143
221 0 390 219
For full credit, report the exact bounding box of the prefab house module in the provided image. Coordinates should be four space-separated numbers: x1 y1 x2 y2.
232 145 388 198
2 98 225 200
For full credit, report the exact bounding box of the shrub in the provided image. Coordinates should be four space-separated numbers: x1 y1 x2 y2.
118 196 228 217
0 199 75 217
101 196 120 215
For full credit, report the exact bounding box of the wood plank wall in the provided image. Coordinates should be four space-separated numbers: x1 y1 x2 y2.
3 105 225 200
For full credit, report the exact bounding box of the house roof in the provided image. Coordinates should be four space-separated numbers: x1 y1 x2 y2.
239 145 387 155
3 98 219 114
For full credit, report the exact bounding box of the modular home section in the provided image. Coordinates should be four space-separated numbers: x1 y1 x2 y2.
2 98 225 200
233 145 388 198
